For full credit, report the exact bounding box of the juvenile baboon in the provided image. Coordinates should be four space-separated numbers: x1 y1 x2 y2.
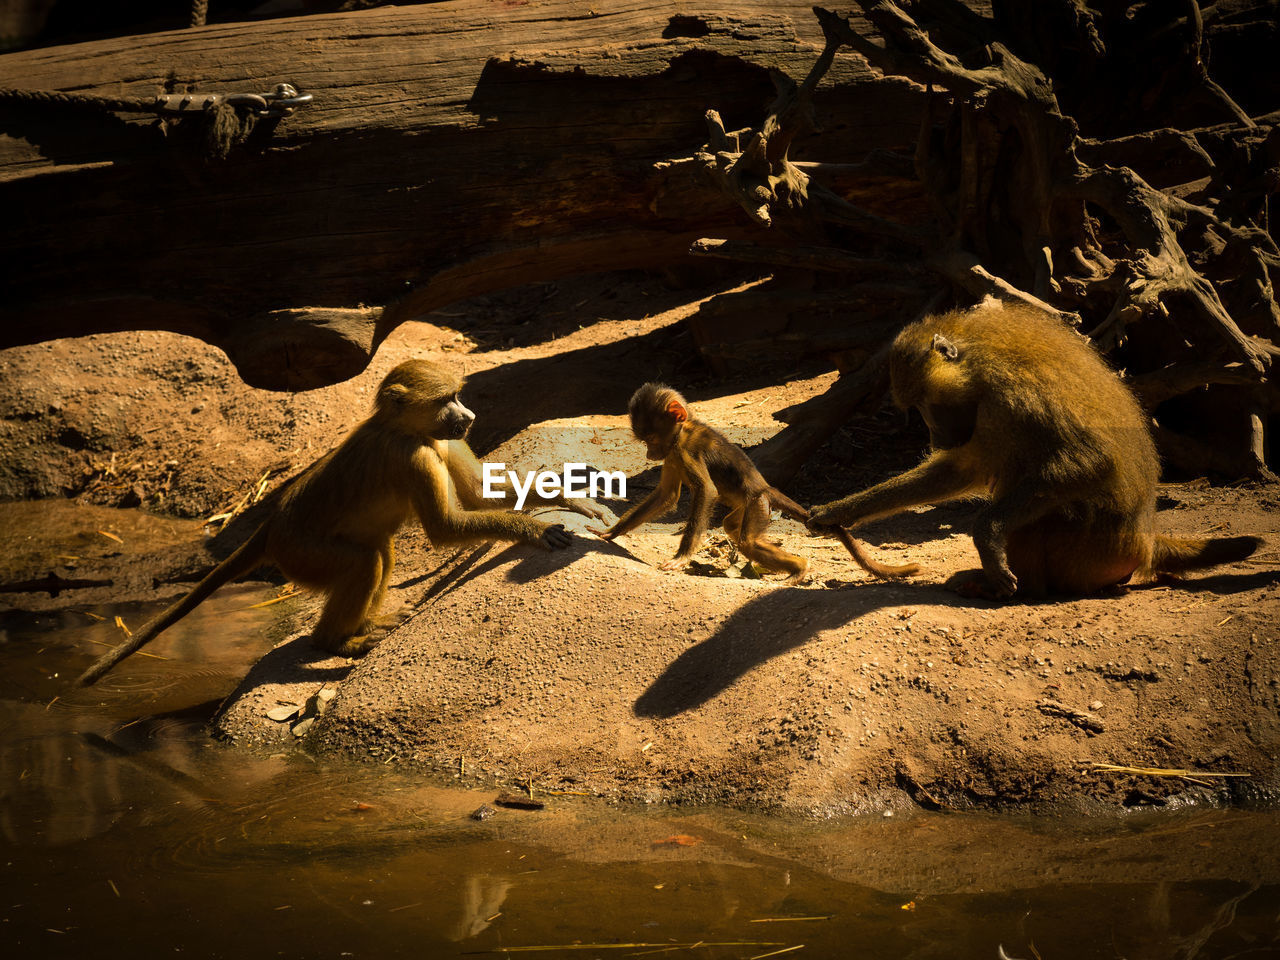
591 383 917 583
78 359 589 686
807 302 1263 597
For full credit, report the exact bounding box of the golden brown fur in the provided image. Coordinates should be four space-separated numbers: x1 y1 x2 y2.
77 359 577 685
808 302 1261 597
593 383 916 583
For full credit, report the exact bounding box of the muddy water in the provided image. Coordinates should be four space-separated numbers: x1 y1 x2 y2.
1 586 1278 958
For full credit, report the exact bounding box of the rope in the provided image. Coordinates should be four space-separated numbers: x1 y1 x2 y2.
190 0 209 28
206 100 251 160
0 88 155 113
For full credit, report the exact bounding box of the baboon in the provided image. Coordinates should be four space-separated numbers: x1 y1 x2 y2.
78 359 591 686
807 302 1263 597
591 383 917 583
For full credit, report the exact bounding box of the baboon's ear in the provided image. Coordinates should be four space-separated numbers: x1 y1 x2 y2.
384 383 411 404
666 399 689 423
931 333 960 361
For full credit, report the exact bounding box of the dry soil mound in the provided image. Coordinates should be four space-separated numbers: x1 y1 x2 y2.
213 495 1280 814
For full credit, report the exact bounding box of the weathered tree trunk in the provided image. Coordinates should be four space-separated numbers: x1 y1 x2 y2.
0 0 924 389
677 0 1280 481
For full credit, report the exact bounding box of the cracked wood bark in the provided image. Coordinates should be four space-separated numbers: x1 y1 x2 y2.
0 1 923 390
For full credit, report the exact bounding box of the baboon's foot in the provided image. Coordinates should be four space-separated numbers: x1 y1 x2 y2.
782 560 809 585
359 611 411 636
1095 581 1133 597
314 633 382 657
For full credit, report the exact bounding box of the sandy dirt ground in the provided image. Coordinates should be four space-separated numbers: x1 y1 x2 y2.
2 271 1278 813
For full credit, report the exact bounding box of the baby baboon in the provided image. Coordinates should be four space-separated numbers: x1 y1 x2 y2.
808 302 1263 597
591 383 917 583
78 359 583 686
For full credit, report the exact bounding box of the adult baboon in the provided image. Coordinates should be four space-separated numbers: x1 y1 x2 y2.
808 302 1261 597
78 359 587 685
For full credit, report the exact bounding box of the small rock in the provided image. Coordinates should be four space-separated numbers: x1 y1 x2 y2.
494 793 546 810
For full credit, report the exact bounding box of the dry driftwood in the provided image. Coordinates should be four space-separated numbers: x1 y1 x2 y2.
0 0 921 390
677 0 1279 482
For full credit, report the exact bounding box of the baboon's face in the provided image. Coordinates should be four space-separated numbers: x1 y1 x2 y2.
376 360 474 440
633 428 671 461
630 408 682 460
435 393 476 440
391 389 474 441
628 383 687 460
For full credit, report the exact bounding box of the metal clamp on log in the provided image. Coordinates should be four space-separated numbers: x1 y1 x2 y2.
152 83 313 118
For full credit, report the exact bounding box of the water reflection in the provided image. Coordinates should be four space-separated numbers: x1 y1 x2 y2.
0 585 288 848
0 583 1277 958
450 875 512 941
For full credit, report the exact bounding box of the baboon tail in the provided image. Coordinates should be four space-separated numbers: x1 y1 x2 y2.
765 486 808 522
76 524 272 686
833 528 919 580
1150 534 1262 574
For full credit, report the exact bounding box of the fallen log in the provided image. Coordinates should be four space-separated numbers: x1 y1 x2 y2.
0 0 923 389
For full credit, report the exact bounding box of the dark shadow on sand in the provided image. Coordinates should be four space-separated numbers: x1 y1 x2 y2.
634 579 937 719
400 534 635 608
1144 568 1279 596
634 557 1278 719
220 636 357 691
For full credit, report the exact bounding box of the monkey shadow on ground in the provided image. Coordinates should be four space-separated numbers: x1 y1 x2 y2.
920 564 1278 611
226 635 357 688
1140 569 1280 597
463 327 685 452
634 563 1279 719
396 544 495 597
397 532 632 610
634 581 940 719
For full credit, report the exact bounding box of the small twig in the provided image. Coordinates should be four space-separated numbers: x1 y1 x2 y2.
85 637 169 661
243 590 301 610
749 916 832 923
749 946 806 960
1087 762 1249 778
484 942 785 953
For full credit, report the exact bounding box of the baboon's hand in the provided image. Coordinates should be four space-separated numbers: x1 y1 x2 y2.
806 502 846 533
587 525 616 540
955 566 1017 600
539 523 573 550
658 556 689 572
985 564 1018 599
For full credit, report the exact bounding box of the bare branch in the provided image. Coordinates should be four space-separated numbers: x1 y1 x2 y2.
1127 361 1261 410
925 249 1079 325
